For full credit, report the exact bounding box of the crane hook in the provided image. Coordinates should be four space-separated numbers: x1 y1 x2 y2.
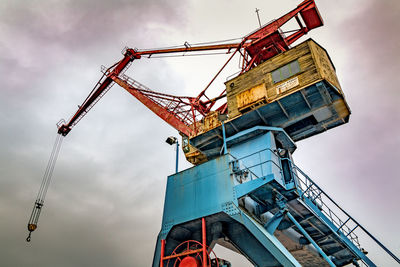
26 223 36 242
26 232 32 242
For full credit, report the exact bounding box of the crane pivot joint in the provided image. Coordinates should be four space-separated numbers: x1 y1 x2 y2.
57 125 71 136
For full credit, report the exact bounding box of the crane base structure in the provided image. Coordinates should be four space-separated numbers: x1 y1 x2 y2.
153 126 376 267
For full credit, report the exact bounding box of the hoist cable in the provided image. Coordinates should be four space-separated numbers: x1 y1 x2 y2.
36 134 60 200
41 134 62 201
26 133 63 242
136 37 243 53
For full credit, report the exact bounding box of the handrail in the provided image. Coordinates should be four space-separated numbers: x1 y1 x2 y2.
291 164 361 248
229 148 362 247
227 147 400 265
228 147 400 265
229 148 283 181
229 154 261 181
233 147 279 162
291 163 400 265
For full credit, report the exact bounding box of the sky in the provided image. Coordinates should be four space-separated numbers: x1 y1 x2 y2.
0 0 399 266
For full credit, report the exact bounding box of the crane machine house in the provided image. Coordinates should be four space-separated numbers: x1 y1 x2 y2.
183 39 350 165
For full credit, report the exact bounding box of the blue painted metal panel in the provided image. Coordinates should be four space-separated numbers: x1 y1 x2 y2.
229 130 283 185
234 174 275 198
230 132 274 178
161 155 235 238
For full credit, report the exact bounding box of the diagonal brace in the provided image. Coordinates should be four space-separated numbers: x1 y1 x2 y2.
264 209 288 234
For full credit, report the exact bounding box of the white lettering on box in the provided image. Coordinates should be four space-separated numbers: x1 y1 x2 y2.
275 76 299 94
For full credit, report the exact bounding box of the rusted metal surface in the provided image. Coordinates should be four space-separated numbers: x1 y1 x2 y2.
160 239 165 267
202 218 207 267
113 76 196 137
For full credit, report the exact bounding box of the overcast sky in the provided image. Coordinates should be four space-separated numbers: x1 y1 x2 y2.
1 0 399 266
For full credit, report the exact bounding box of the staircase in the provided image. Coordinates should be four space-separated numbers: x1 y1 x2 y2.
229 148 399 266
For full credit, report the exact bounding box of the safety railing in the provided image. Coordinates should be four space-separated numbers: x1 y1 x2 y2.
291 163 400 266
229 147 284 185
228 148 363 250
290 164 362 249
228 147 400 266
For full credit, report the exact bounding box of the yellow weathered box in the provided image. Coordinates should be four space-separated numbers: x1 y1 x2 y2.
225 39 342 118
236 83 268 110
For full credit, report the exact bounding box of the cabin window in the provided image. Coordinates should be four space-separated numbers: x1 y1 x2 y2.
272 60 301 83
272 70 281 84
290 60 300 74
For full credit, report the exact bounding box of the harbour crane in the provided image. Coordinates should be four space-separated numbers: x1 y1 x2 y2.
26 0 400 266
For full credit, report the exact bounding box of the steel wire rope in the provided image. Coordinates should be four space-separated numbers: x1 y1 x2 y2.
136 37 243 52
145 51 234 59
26 133 64 242
41 134 63 202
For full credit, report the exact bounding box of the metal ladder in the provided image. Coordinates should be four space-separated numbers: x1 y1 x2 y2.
291 163 400 266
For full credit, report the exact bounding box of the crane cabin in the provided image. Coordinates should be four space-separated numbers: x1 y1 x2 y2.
183 39 351 165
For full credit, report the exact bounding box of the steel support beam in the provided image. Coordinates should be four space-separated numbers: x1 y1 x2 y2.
286 212 336 267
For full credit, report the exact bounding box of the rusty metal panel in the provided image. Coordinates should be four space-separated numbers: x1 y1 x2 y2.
236 83 268 110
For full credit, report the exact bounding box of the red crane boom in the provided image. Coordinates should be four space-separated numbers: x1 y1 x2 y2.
57 0 323 138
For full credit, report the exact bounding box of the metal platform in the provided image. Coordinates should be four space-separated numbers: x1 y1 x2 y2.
190 80 350 162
